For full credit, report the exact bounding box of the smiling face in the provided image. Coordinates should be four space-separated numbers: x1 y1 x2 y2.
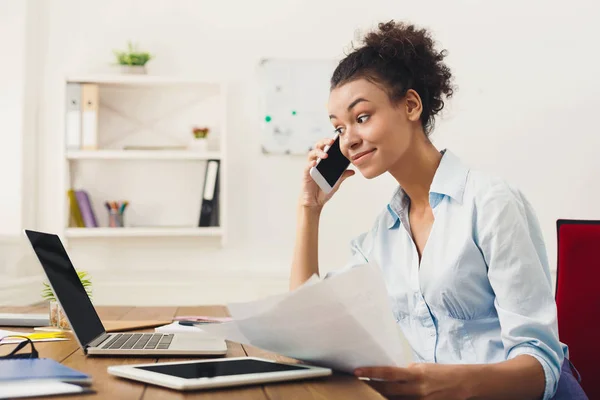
328 78 423 179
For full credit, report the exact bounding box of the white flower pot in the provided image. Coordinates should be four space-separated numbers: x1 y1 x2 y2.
189 138 208 152
120 65 147 75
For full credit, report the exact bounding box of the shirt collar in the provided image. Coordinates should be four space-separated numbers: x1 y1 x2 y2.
385 149 470 229
429 149 469 203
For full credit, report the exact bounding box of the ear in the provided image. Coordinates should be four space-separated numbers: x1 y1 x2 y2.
404 89 423 123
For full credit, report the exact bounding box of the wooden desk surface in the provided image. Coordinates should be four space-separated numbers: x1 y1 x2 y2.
0 305 384 400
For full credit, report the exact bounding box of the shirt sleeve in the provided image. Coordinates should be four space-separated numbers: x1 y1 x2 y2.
476 182 564 400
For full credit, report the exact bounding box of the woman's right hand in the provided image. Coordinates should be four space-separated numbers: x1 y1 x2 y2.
300 138 355 210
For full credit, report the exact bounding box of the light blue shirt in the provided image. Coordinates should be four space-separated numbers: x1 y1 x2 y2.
332 149 566 400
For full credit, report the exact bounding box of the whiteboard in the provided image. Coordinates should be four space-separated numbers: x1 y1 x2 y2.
258 58 338 155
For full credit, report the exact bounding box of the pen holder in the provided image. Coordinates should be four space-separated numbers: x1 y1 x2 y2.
108 210 125 228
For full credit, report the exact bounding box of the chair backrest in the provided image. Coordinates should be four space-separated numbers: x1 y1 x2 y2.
556 219 600 399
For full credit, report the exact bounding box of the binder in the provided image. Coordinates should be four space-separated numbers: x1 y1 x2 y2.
67 189 85 228
0 358 91 384
210 172 220 227
65 83 81 150
75 190 98 227
81 84 99 150
199 160 220 227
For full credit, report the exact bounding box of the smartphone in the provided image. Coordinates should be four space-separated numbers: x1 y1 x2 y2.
309 134 351 194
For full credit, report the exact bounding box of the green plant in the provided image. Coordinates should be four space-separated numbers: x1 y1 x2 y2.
192 126 210 139
42 270 92 301
113 41 152 66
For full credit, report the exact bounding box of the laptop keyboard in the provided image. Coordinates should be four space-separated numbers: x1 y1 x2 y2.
101 333 174 350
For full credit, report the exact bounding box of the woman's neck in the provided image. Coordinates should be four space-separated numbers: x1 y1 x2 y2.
388 136 442 210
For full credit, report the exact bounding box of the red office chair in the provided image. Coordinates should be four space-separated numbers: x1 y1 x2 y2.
556 219 600 399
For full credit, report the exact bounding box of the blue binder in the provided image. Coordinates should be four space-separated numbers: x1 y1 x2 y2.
0 358 91 384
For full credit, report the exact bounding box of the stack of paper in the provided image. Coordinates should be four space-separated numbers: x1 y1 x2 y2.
0 329 68 344
156 322 208 334
0 380 92 399
201 264 413 373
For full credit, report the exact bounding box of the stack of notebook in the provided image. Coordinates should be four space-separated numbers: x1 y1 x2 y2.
0 359 94 399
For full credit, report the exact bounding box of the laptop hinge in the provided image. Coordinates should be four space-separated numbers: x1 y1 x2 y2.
87 332 111 349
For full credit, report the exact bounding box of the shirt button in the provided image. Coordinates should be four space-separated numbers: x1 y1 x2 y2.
430 330 436 337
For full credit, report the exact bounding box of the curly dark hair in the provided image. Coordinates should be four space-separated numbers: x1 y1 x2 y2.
331 21 454 135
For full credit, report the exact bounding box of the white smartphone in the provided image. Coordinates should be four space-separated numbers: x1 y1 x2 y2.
309 134 351 194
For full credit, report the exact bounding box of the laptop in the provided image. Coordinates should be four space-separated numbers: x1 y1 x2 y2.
24 229 228 357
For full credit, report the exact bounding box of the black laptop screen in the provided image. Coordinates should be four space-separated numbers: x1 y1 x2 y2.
25 230 105 348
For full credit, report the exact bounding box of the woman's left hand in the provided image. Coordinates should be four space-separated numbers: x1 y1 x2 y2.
354 363 471 400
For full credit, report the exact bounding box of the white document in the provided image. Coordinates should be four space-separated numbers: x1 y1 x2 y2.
201 264 413 373
155 322 205 334
0 380 85 399
226 274 321 321
0 329 68 344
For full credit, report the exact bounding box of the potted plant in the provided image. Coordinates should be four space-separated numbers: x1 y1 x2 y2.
113 41 153 74
189 126 210 152
42 270 92 329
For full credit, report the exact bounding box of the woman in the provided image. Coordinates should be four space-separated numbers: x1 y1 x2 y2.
290 21 586 399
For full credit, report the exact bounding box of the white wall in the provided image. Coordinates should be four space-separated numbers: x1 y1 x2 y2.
9 0 600 305
0 0 26 237
0 0 43 304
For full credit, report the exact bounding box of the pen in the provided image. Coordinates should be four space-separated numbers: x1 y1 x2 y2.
174 316 232 323
178 320 197 326
177 320 219 326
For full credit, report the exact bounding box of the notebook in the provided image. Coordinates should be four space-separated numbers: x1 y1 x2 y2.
0 380 94 399
0 359 91 385
0 313 50 327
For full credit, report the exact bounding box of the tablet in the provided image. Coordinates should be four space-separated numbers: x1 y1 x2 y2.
107 357 332 390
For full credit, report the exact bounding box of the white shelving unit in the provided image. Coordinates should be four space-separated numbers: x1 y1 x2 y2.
61 75 227 243
65 227 223 238
67 75 215 86
66 150 222 161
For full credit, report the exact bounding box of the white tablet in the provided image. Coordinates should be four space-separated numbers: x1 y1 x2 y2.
107 357 332 390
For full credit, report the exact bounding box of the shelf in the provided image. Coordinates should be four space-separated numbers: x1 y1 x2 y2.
65 227 223 238
62 74 227 245
66 75 219 86
66 150 221 161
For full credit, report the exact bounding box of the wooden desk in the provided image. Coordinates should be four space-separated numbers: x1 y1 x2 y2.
0 305 384 399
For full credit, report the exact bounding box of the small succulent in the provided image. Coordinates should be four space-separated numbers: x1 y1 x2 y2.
42 270 92 301
193 126 210 139
113 41 152 66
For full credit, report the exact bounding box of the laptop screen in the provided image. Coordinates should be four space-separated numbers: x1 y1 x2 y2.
25 230 105 348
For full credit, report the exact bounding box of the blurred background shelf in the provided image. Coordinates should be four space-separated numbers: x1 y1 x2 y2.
66 75 217 86
66 150 222 161
61 76 227 246
65 227 223 238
